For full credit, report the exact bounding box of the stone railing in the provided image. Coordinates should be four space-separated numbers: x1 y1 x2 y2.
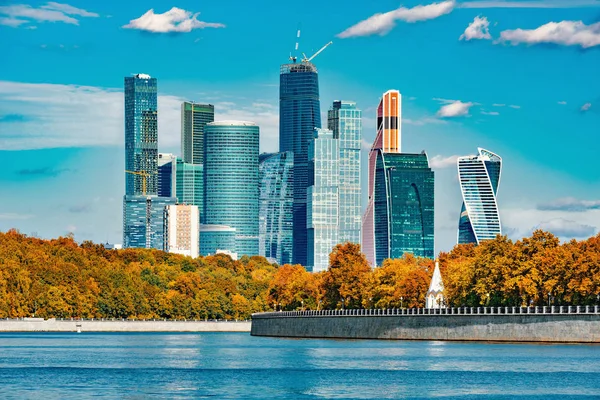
253 305 600 318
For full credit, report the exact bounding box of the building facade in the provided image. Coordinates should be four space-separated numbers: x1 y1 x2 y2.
280 61 322 267
457 148 502 244
204 121 260 256
328 100 362 244
158 153 176 197
123 195 176 249
200 224 237 259
181 102 214 165
259 152 293 265
307 128 339 273
363 90 402 266
164 204 200 258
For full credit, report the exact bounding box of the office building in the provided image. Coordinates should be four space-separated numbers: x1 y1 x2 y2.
200 224 237 259
457 148 502 244
181 102 214 165
328 100 362 244
204 121 260 256
307 128 339 272
259 152 293 265
164 204 200 258
280 61 321 266
158 153 176 197
158 155 203 215
123 195 177 249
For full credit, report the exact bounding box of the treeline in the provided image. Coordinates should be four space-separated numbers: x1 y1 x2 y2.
1 229 599 319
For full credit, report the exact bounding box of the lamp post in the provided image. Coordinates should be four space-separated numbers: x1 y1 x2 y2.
548 292 551 307
318 299 322 311
400 296 403 309
369 297 373 309
341 298 345 310
301 300 304 311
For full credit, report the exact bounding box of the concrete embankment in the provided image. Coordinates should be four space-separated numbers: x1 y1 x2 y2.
0 318 251 332
251 308 600 343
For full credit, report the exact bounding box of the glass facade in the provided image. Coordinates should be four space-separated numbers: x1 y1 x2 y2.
175 159 203 211
204 121 260 257
373 152 434 265
158 153 176 197
457 148 502 244
200 225 237 257
123 195 176 249
280 62 321 267
307 129 339 273
328 101 362 244
259 152 293 265
124 74 158 196
181 102 214 165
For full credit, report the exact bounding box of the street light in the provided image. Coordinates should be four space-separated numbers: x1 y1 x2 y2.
301 300 304 310
548 292 551 307
400 296 403 309
341 298 345 310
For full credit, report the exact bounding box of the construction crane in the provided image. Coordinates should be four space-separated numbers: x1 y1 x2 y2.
125 170 152 195
302 41 333 64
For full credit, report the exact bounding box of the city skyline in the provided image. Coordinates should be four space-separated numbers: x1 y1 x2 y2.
1 0 599 254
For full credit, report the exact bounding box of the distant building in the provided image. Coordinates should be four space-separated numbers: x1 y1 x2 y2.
181 102 214 165
104 243 122 250
426 261 445 309
123 195 176 249
164 204 200 258
200 224 237 259
457 148 502 245
307 128 339 273
158 153 176 197
328 100 362 244
280 62 322 267
259 152 293 265
204 121 260 256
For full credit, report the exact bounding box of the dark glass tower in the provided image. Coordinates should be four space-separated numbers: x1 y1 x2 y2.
280 62 321 266
181 102 214 165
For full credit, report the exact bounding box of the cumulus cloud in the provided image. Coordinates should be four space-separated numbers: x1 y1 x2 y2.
538 197 600 212
337 0 455 38
0 80 278 152
492 103 505 107
460 0 600 8
460 16 492 40
0 2 97 27
535 218 596 238
509 105 521 109
581 102 592 111
481 110 500 115
436 99 474 117
498 20 600 48
558 101 567 105
123 7 225 33
429 155 459 169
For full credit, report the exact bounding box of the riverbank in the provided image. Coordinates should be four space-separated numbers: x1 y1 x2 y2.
252 306 600 343
0 318 251 332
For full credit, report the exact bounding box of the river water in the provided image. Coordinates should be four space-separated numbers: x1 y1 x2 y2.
0 332 598 399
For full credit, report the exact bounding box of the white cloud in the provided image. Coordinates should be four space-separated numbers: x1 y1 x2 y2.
337 0 455 38
481 110 500 115
581 102 592 111
503 207 600 241
509 105 521 109
492 103 505 107
123 7 225 33
538 197 600 212
498 21 600 48
429 155 459 169
0 2 97 27
460 0 600 8
404 117 447 126
558 101 567 105
460 16 492 40
0 81 279 152
436 100 474 117
536 219 596 238
0 213 35 220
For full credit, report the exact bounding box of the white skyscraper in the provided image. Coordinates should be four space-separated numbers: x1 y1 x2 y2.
164 204 200 258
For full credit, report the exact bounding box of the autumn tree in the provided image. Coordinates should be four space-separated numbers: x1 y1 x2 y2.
321 243 371 309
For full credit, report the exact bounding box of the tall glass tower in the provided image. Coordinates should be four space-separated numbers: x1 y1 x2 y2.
259 152 293 265
181 102 214 165
123 195 176 249
204 121 260 256
328 101 362 244
307 128 339 273
280 61 321 267
457 148 502 244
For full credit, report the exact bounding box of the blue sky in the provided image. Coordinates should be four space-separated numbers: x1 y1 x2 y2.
0 0 599 253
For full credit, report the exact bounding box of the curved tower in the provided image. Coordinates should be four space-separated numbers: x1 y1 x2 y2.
457 148 502 244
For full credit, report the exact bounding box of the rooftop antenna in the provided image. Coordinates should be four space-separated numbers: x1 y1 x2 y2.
302 41 333 63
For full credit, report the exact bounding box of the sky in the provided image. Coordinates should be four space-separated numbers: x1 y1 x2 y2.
0 0 599 254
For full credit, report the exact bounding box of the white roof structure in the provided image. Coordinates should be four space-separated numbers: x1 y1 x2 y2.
426 261 446 308
207 120 257 127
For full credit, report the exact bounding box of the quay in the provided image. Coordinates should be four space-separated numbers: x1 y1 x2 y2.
251 306 600 343
0 318 251 333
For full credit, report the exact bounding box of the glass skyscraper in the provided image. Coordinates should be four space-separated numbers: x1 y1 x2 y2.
259 152 293 265
158 153 176 198
373 152 434 266
157 154 203 216
123 195 176 249
181 102 214 165
457 148 502 244
280 61 321 267
204 121 260 256
307 128 339 273
328 101 362 244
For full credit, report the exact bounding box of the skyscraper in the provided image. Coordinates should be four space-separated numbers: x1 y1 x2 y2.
164 204 200 258
328 100 362 244
158 153 176 197
123 195 176 249
181 102 214 165
363 90 402 266
157 155 203 216
307 128 339 272
124 74 158 196
280 61 321 266
457 148 502 244
259 152 293 265
204 121 260 257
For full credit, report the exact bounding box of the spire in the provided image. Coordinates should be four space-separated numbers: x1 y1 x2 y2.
426 260 446 308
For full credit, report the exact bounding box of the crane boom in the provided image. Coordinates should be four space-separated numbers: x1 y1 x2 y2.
303 41 333 63
125 170 151 196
